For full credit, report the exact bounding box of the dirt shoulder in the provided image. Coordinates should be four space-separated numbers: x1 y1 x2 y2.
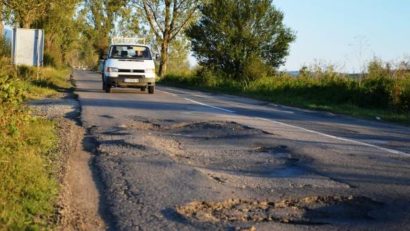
29 93 107 231
56 118 106 230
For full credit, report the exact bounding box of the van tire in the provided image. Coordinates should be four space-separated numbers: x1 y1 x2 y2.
105 84 112 93
148 86 155 94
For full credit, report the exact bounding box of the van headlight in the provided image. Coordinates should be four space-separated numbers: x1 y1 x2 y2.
106 67 119 73
146 68 155 73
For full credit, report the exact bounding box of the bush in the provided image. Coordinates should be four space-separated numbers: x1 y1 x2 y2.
44 52 57 67
17 65 36 80
391 73 410 112
0 36 11 57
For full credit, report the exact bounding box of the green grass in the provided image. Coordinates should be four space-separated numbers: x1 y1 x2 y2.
160 69 410 125
18 66 72 99
0 58 72 230
0 117 59 230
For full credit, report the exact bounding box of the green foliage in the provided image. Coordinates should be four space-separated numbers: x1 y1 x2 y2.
1 0 48 28
0 117 58 230
37 0 81 67
186 0 295 83
137 0 200 76
3 0 83 67
161 60 410 124
84 0 129 55
0 36 11 57
167 36 192 75
0 58 71 229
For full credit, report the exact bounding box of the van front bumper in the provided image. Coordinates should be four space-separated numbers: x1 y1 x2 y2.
106 76 155 87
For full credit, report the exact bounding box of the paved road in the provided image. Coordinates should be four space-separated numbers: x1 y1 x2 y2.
74 70 410 231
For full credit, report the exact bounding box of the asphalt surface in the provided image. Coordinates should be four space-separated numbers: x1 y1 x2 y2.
74 70 410 231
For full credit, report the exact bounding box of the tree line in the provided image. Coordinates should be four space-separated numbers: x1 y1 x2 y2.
0 0 295 80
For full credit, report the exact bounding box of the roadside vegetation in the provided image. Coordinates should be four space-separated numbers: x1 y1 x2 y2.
161 60 410 124
0 37 71 228
1 2 80 228
160 0 409 125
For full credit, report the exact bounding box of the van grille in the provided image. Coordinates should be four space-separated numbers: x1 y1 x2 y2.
118 75 144 78
118 69 145 73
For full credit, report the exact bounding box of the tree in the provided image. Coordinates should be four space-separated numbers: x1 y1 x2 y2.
134 0 200 76
167 35 191 74
114 6 142 37
1 0 80 65
186 0 295 83
34 0 80 66
1 0 48 28
85 0 129 56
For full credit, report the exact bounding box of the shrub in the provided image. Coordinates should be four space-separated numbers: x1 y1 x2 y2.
44 52 57 67
391 73 410 111
0 36 11 57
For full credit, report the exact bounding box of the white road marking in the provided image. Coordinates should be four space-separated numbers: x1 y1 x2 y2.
157 89 177 97
258 118 407 156
184 98 235 113
270 109 295 114
159 88 185 94
192 94 210 98
358 139 389 145
160 88 407 156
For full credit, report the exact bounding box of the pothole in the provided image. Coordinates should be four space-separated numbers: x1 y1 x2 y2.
130 116 176 130
208 174 227 184
168 121 273 139
253 145 310 178
98 139 147 156
177 196 382 225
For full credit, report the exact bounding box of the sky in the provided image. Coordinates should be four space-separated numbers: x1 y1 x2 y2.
274 0 410 73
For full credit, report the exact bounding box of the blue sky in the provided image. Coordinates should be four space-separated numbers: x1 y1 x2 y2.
274 0 410 72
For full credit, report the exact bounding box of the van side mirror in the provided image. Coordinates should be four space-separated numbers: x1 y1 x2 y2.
101 54 108 60
155 54 160 60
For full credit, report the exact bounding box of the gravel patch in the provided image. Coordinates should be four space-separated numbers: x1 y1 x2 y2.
28 93 80 119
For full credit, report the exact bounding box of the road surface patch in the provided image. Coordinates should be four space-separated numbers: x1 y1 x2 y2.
177 196 382 225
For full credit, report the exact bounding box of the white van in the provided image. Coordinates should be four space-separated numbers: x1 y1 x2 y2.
102 38 156 94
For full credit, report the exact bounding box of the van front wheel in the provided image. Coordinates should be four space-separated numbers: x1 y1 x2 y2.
148 86 155 94
105 84 112 93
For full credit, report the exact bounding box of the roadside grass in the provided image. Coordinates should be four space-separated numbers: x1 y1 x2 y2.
0 117 59 230
0 57 72 229
160 65 410 125
17 66 72 99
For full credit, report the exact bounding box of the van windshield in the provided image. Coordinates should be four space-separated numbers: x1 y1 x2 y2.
109 45 152 60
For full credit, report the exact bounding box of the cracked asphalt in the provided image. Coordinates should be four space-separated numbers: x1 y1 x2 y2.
74 70 410 231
